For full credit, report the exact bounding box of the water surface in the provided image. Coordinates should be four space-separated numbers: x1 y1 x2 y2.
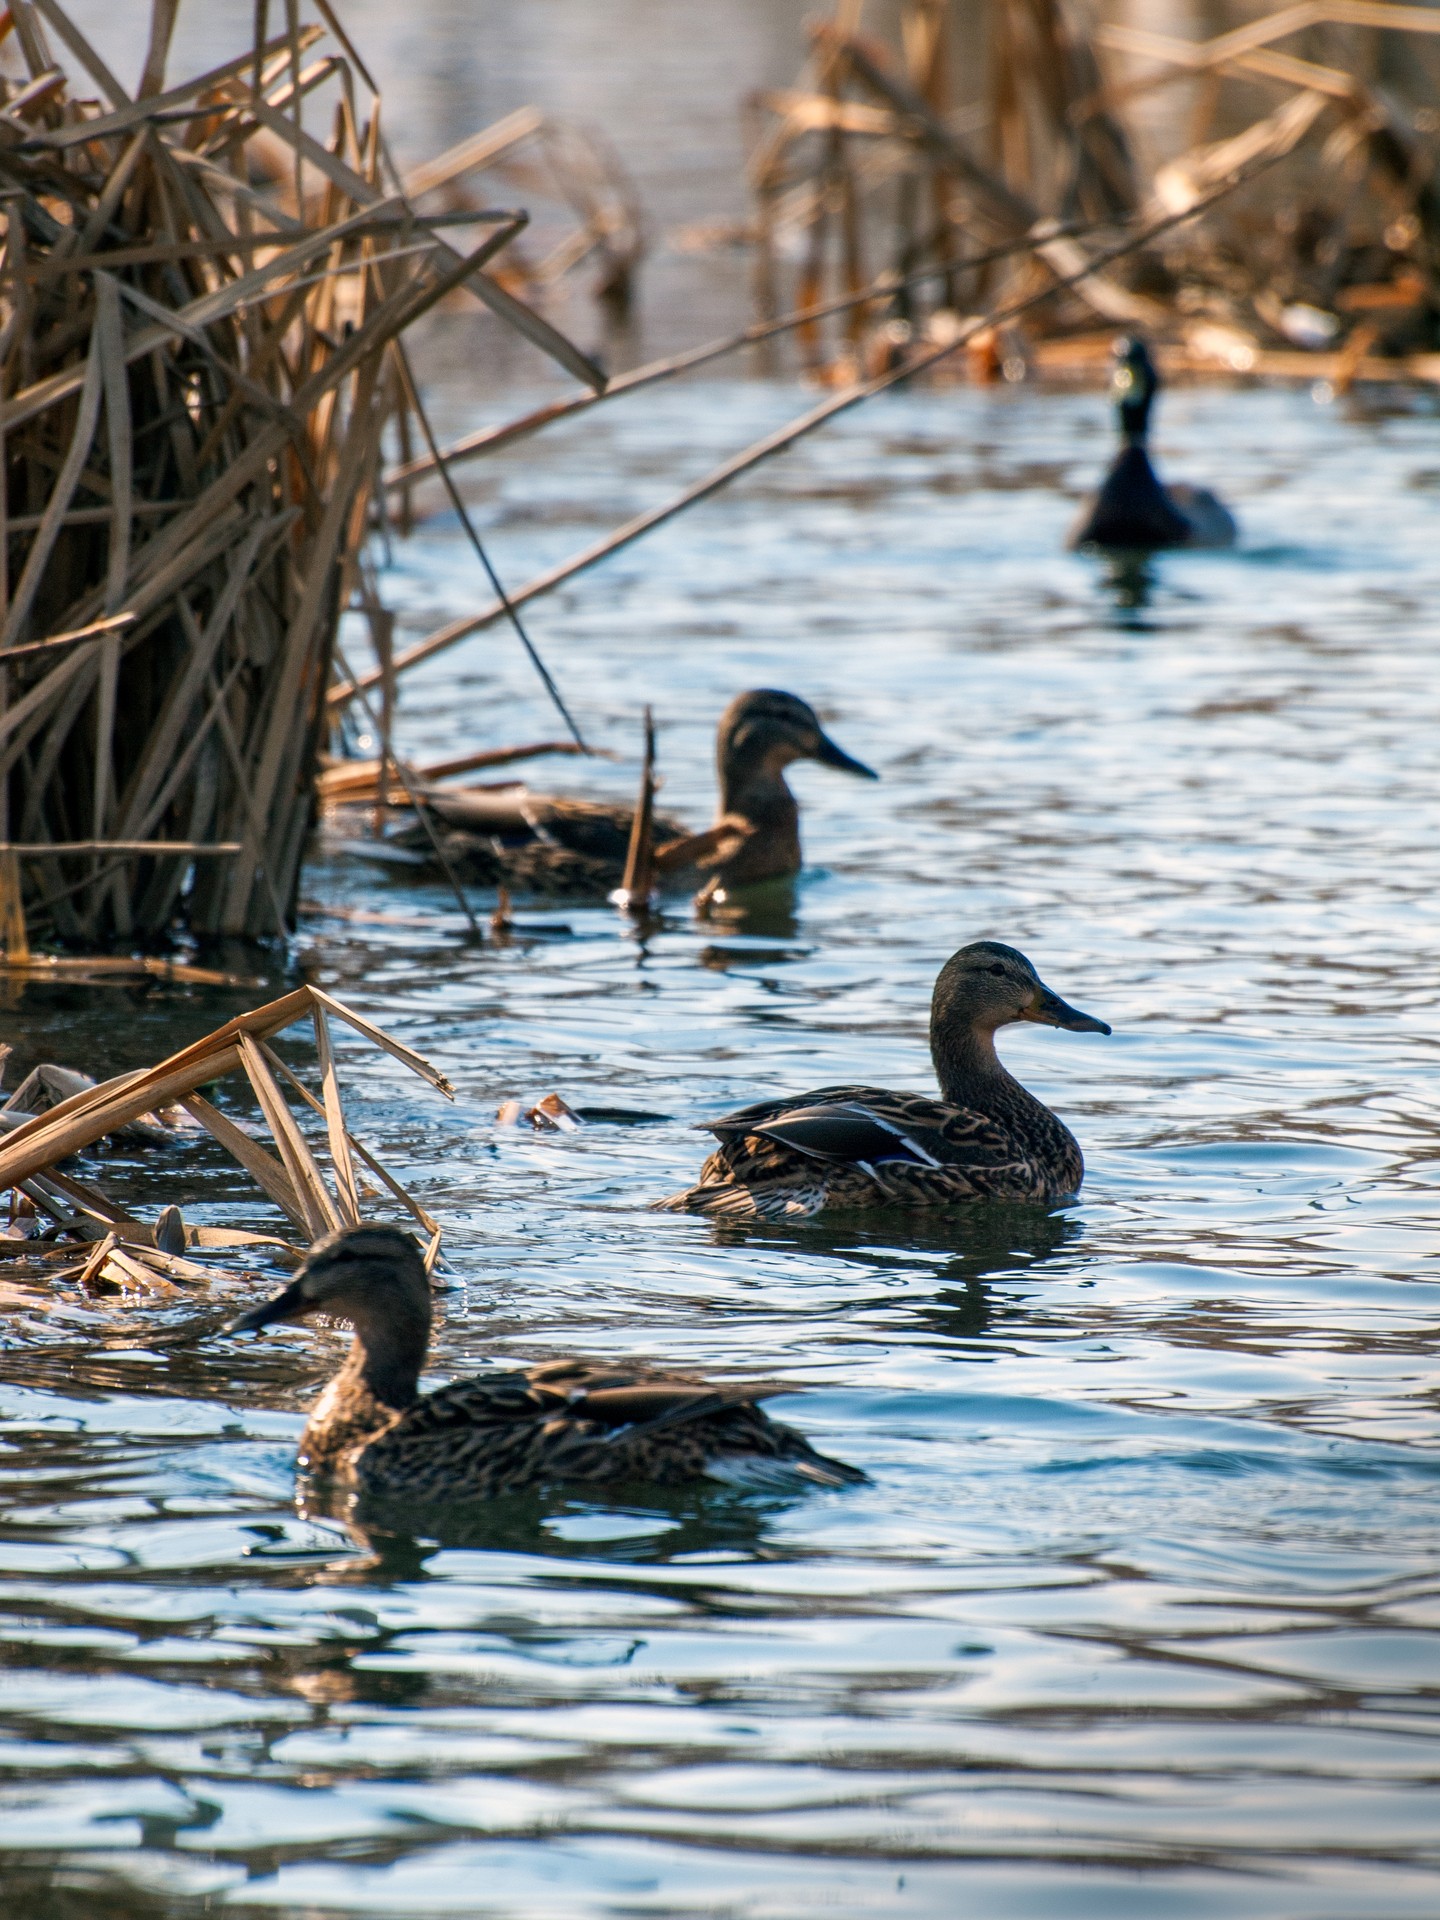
2 377 1439 1917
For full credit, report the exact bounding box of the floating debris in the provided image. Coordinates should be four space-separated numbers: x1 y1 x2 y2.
497 1094 583 1132
611 708 659 915
1 1061 196 1145
0 985 450 1268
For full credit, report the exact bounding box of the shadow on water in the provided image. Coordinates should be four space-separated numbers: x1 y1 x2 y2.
0 1882 196 1920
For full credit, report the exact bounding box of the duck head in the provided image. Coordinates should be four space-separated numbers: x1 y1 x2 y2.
230 1224 431 1410
929 940 1110 1098
716 690 876 813
1112 336 1159 443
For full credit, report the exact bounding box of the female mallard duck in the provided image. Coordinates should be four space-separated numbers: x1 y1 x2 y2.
661 941 1110 1219
1069 337 1237 551
229 1225 865 1498
388 689 876 900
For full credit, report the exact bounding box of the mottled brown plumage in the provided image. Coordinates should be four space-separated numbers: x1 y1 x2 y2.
660 941 1111 1219
228 1226 865 1499
389 690 876 901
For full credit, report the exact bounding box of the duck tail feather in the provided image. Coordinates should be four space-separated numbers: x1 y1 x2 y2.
705 1449 867 1493
652 1182 824 1220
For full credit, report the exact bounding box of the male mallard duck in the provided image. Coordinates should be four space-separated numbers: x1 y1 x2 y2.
1069 337 1237 551
660 941 1110 1219
388 689 876 900
229 1225 865 1497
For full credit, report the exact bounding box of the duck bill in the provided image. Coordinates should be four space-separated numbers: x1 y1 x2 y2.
811 729 878 780
1023 983 1111 1035
228 1277 311 1335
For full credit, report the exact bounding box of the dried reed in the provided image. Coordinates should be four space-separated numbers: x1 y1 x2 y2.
738 0 1440 380
0 1 605 945
0 980 448 1264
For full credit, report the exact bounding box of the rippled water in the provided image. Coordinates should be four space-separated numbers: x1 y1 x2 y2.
3 377 1440 1916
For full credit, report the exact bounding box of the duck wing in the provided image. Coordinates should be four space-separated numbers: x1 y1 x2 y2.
388 787 688 894
705 1084 1016 1171
1165 482 1237 549
357 1360 860 1496
660 1084 1044 1217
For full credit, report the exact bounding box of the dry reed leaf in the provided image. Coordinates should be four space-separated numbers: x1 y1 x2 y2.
653 816 755 876
180 1093 309 1232
317 739 587 804
254 1037 436 1240
238 1034 342 1239
313 1009 362 1226
307 985 455 1098
0 979 442 1251
0 993 310 1187
2 3 606 947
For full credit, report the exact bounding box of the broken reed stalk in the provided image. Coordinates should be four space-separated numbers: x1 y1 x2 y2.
317 738 590 807
614 704 656 912
0 1 603 944
0 980 447 1260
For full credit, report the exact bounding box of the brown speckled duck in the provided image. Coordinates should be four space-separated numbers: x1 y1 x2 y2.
660 941 1110 1219
229 1225 865 1498
389 689 876 901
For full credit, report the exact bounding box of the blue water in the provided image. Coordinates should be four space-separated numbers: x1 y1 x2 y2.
2 376 1439 1916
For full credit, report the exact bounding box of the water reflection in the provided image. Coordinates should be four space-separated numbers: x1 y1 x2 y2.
700 1198 1078 1273
695 877 803 941
3 381 1440 1916
317 1479 796 1572
1096 549 1159 613
696 940 806 972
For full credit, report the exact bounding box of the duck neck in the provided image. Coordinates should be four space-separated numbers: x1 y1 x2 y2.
930 1020 1017 1109
1118 381 1154 444
348 1307 427 1413
719 754 798 835
714 752 802 885
299 1316 425 1477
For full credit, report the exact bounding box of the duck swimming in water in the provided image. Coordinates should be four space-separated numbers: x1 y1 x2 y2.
387 689 877 901
1069 337 1237 552
229 1225 865 1498
660 941 1110 1220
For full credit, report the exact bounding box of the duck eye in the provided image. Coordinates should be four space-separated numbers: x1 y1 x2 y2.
988 964 1006 977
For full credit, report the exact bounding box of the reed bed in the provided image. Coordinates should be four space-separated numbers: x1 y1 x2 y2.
733 0 1440 382
0 0 606 947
